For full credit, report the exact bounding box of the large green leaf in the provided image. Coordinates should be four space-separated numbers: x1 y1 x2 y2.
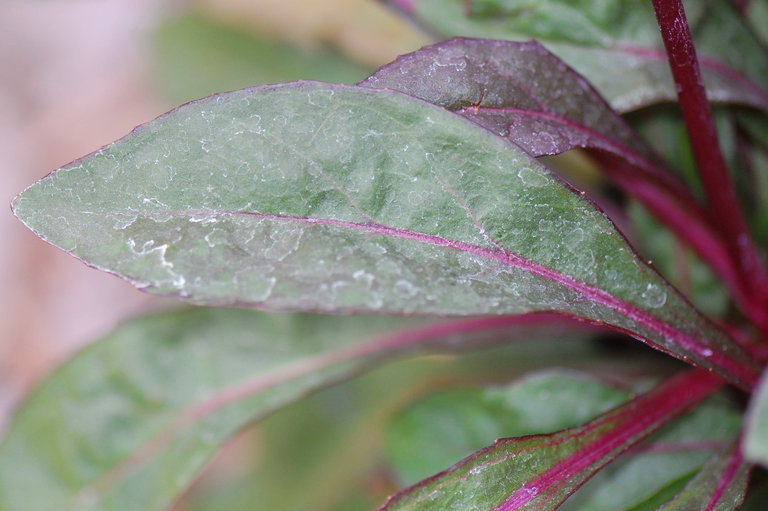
0 307 554 511
383 0 768 113
12 82 757 386
744 367 768 469
627 201 728 318
376 369 722 511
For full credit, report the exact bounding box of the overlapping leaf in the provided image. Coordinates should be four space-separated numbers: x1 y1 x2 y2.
565 397 742 510
383 0 768 113
384 370 742 511
360 37 738 310
12 82 758 386
656 442 751 511
361 39 665 166
0 307 561 511
385 370 631 486
377 369 722 511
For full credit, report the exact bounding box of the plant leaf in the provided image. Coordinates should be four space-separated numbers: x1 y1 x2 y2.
383 0 768 113
360 38 736 296
564 395 742 511
744 367 768 468
377 369 722 511
385 370 631 486
383 370 742 511
0 307 558 511
627 201 728 318
12 82 758 387
361 39 657 168
175 321 611 511
656 442 751 511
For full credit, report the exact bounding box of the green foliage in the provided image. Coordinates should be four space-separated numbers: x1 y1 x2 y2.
5 1 768 510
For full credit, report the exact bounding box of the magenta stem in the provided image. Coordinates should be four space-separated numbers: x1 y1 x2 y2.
652 0 768 332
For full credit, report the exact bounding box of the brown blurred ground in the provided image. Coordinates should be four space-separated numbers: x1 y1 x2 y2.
0 0 423 425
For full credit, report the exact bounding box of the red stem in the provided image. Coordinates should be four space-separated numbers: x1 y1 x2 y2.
652 0 768 332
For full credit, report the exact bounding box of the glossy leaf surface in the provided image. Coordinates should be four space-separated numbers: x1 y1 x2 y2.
384 0 768 113
744 368 768 468
12 82 757 386
0 307 554 511
377 369 721 511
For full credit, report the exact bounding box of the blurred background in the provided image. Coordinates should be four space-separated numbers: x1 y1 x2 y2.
0 1 433 508
0 0 427 418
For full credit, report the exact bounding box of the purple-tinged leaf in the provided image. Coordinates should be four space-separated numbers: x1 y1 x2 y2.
360 38 743 306
744 367 768 469
0 308 570 511
381 0 768 114
362 40 664 168
657 441 751 510
377 369 722 511
12 82 759 387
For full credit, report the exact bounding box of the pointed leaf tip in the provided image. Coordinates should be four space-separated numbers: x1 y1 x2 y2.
13 81 758 387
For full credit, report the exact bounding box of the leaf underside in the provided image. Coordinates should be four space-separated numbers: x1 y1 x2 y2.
12 82 756 386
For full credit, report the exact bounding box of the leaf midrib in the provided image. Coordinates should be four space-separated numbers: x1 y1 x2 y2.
70 207 748 384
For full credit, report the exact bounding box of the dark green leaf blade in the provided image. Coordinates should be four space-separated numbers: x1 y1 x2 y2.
383 0 768 113
377 369 722 511
656 442 751 511
0 308 550 511
12 82 758 386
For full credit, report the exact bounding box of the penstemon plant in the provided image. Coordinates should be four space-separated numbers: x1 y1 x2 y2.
3 0 768 509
